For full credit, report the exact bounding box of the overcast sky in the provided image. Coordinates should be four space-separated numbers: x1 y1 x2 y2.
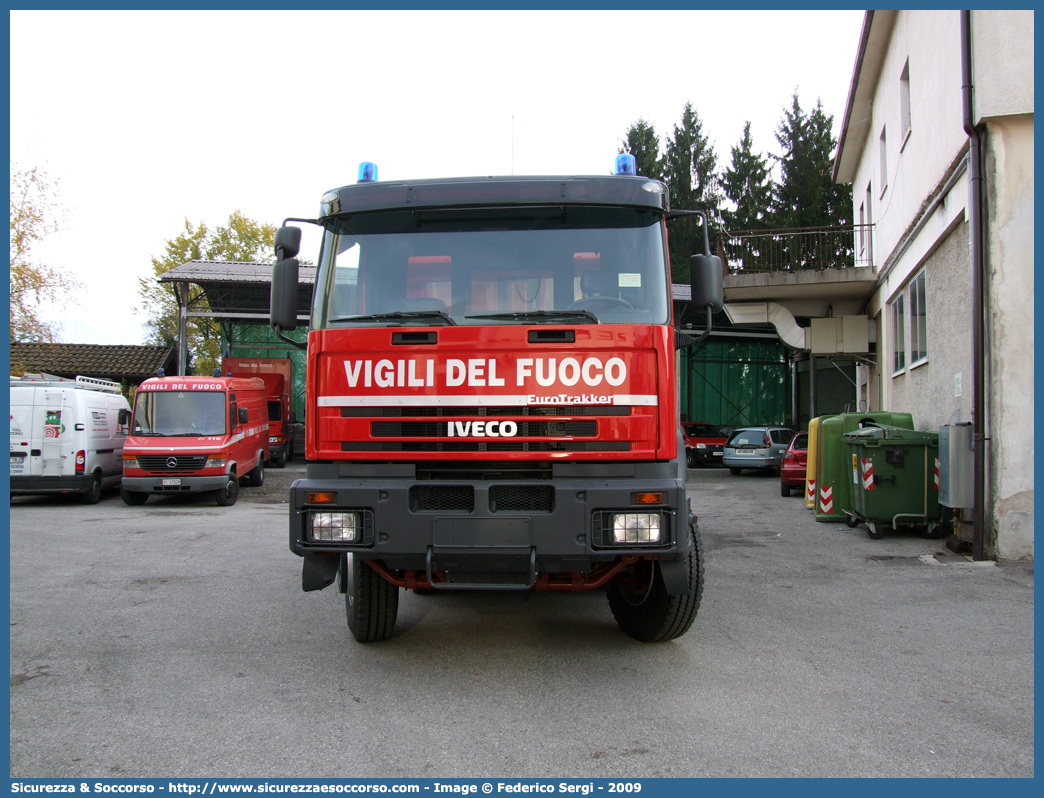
10 9 865 346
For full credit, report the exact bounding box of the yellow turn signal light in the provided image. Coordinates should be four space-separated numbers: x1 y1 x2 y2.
308 492 336 504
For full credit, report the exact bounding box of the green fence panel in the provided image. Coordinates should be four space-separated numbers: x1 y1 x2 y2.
680 338 790 427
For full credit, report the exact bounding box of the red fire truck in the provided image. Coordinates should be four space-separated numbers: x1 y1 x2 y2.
222 357 294 467
270 156 723 642
121 374 270 506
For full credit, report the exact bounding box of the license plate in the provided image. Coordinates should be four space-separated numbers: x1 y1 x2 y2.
10 455 25 474
162 478 182 486
738 448 755 454
713 451 723 456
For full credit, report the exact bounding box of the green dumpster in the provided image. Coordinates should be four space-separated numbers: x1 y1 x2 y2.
814 412 914 523
842 425 942 539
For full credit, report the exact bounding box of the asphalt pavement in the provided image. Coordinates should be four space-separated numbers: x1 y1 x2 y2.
8 462 1034 777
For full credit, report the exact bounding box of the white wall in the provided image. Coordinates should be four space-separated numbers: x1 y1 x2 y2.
985 115 1034 560
849 11 967 280
973 10 1035 122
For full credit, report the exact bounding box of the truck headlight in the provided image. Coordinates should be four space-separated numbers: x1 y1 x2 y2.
612 513 662 544
311 512 360 542
269 436 280 444
122 455 139 468
205 456 226 468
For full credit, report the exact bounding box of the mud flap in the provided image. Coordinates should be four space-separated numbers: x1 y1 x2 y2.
660 514 696 596
302 553 340 592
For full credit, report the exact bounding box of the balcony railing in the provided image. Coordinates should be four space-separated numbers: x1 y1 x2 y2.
721 224 874 273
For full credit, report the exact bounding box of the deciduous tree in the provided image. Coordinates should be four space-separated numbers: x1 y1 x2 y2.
10 166 82 342
136 211 276 375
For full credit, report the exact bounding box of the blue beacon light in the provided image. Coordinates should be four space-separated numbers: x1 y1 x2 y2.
614 154 636 176
357 162 378 183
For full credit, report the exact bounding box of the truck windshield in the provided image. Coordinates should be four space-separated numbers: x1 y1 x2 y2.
312 206 670 328
132 391 227 437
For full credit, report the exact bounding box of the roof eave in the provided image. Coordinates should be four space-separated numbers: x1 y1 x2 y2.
833 10 898 184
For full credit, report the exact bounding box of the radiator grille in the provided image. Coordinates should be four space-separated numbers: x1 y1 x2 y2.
490 485 554 513
410 485 474 513
136 455 208 472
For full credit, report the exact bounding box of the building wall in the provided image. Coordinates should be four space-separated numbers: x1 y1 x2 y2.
972 10 1035 122
850 11 967 280
985 114 1034 560
843 10 1033 559
886 221 973 430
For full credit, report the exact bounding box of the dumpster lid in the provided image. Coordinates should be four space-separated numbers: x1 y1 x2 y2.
843 424 939 445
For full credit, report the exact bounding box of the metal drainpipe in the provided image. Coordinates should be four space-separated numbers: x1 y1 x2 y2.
961 10 986 560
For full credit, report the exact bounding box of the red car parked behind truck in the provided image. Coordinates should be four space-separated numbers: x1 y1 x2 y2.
222 357 294 467
121 375 270 506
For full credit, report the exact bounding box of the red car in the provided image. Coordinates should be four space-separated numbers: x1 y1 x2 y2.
779 431 809 496
682 422 730 468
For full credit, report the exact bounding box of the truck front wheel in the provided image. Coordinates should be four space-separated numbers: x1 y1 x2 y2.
344 554 399 643
215 475 239 506
607 525 704 642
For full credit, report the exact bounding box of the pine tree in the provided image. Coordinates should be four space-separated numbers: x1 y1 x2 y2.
619 118 663 180
772 94 853 268
720 122 773 233
663 102 722 284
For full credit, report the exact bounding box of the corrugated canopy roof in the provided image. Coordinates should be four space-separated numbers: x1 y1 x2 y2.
157 260 316 321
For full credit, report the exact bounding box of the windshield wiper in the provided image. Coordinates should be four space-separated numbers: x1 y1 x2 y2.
465 310 600 324
330 311 457 326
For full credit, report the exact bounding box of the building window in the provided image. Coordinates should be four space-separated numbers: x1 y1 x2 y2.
879 127 888 196
910 269 927 364
892 294 905 374
899 59 912 146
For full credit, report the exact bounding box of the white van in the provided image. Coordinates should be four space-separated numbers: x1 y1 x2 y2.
10 374 132 504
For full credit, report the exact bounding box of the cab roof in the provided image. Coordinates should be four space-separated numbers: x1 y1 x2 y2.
320 174 669 219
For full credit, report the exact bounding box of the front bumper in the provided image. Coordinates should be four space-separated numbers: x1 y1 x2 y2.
289 461 690 586
122 475 231 494
690 446 725 464
10 474 93 495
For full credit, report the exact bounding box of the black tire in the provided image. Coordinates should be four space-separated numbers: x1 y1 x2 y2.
345 553 399 642
866 522 886 540
607 524 704 643
215 475 239 506
686 450 697 469
845 514 860 528
273 451 286 469
287 442 294 463
81 473 103 505
780 481 791 497
729 467 742 476
247 456 264 487
120 486 149 506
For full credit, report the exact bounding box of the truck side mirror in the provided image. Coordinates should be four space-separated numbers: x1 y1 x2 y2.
271 257 300 331
690 254 724 315
238 407 249 425
271 226 303 331
118 409 130 425
275 226 301 260
289 411 297 424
